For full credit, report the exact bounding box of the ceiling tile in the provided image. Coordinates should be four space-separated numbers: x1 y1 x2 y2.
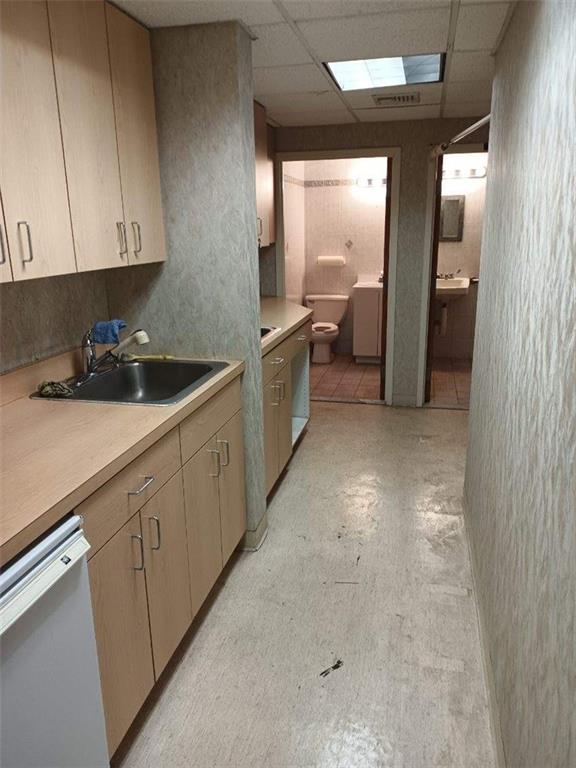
269 108 356 126
449 51 495 81
251 23 312 67
283 1 449 21
297 7 451 61
114 1 283 27
443 101 491 118
445 80 492 103
253 64 331 95
343 81 442 108
355 104 441 121
256 91 344 111
454 3 510 51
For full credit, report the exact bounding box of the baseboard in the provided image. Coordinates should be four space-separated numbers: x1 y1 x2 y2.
462 491 507 768
241 511 269 551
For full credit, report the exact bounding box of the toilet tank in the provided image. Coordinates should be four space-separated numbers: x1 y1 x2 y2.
305 294 349 324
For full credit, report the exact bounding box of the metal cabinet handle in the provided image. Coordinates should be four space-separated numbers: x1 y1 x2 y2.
257 217 263 236
297 334 307 342
217 439 230 467
271 383 281 406
131 221 142 255
117 221 128 257
17 221 33 263
272 357 285 366
132 534 145 571
278 380 286 401
149 516 161 550
128 475 155 496
0 224 7 265
209 448 221 477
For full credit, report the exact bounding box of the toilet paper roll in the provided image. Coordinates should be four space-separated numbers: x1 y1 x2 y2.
317 255 346 267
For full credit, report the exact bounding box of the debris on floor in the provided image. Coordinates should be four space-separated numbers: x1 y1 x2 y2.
319 659 343 677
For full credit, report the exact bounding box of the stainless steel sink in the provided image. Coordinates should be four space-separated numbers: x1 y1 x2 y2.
261 326 278 338
33 359 229 406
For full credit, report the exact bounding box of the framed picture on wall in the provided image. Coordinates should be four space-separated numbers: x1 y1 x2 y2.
440 195 465 241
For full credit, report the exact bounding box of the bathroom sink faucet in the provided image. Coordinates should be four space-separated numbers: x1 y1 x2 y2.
81 328 150 376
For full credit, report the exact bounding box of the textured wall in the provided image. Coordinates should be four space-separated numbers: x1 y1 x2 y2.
0 272 109 372
283 161 306 305
464 3 576 767
106 22 266 534
276 118 489 405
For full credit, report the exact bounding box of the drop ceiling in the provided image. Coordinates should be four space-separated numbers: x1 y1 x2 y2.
114 0 515 127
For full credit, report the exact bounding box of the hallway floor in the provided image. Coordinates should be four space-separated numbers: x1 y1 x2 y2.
117 403 494 768
311 354 382 401
428 358 472 410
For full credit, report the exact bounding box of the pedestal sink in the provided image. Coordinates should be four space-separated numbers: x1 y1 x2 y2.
435 276 470 301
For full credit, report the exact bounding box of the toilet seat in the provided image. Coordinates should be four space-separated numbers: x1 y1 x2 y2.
312 321 338 334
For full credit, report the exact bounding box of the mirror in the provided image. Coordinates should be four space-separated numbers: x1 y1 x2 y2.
440 195 465 242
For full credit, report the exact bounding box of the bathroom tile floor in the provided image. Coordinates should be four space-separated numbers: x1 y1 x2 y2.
428 358 472 410
311 354 382 401
116 403 494 768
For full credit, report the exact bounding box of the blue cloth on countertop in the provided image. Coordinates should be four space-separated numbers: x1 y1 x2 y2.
92 319 127 344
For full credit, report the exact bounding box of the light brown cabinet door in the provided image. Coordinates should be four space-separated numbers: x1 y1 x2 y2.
0 1 76 281
275 362 293 475
254 101 274 247
141 471 192 677
89 513 155 757
263 379 280 494
106 4 166 265
217 411 247 564
48 0 126 272
0 195 13 284
182 437 223 614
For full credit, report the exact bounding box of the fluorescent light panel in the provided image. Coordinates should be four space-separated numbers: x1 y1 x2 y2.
327 54 443 92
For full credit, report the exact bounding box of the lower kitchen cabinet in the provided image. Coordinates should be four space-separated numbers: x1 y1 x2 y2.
141 471 192 676
263 362 293 493
89 513 155 757
183 435 222 614
183 409 247 608
87 380 246 757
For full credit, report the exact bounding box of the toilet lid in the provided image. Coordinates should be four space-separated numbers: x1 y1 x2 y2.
312 322 338 333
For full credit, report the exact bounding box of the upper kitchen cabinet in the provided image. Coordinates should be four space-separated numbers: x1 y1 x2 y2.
254 101 275 248
48 0 126 272
0 1 76 281
0 196 14 284
106 5 167 265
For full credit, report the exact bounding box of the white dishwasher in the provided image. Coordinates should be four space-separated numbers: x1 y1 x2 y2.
0 515 109 768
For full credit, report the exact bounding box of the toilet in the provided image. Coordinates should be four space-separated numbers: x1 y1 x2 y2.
305 294 349 364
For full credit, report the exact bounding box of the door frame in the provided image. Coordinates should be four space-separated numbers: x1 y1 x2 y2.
274 147 401 406
416 142 488 406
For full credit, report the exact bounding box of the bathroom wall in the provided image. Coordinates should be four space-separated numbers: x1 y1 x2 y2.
106 22 267 539
276 118 489 405
0 272 109 373
434 156 487 359
464 3 575 767
303 157 387 354
283 160 306 304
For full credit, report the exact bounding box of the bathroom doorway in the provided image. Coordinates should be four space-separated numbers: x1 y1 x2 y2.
276 149 399 405
424 150 489 409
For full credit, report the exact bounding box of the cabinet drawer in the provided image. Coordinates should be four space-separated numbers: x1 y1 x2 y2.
262 322 311 384
79 428 181 558
180 378 241 464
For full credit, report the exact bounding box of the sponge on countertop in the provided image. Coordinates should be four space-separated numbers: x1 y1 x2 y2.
91 319 126 344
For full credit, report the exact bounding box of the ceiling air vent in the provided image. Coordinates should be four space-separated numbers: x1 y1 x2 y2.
372 92 421 106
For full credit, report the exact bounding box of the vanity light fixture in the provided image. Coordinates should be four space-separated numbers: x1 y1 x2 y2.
356 177 386 188
326 53 444 92
442 166 487 180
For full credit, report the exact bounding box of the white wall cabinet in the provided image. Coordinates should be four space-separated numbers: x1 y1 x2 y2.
0 0 166 282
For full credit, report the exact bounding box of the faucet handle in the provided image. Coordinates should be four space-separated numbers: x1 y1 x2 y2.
81 330 97 374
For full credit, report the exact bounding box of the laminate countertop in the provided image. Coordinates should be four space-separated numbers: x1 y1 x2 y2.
260 298 312 356
0 359 244 565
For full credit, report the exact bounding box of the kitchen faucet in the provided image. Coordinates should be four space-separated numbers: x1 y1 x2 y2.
81 328 150 376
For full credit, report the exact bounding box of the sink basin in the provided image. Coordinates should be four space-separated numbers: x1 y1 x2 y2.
436 277 470 301
261 326 278 338
33 359 229 406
